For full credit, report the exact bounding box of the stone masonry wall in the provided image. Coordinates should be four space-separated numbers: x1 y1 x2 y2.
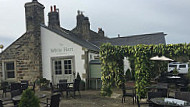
0 31 42 83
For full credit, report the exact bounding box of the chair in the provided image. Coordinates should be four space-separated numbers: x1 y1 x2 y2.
1 81 11 98
147 92 163 101
32 81 36 93
175 92 190 102
59 79 67 83
21 80 29 91
58 82 67 97
0 99 14 107
121 86 136 104
67 79 81 98
11 83 21 92
41 94 61 107
11 89 22 107
50 83 60 94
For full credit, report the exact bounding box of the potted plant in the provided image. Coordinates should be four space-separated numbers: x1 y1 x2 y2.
37 78 50 91
19 89 40 107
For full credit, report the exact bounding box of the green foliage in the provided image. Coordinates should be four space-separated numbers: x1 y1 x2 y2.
36 78 50 90
173 67 179 75
100 43 190 98
187 68 190 80
19 89 39 107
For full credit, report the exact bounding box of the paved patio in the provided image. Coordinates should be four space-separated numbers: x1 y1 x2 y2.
1 89 147 107
40 89 147 107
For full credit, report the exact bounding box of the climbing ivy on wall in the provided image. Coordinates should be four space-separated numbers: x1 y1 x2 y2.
100 43 190 98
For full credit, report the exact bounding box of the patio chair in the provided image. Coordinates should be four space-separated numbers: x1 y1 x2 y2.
32 81 36 93
147 92 163 101
57 82 67 97
11 83 22 92
59 79 67 83
147 91 164 106
136 96 150 107
21 80 29 91
11 89 22 107
0 99 15 107
175 92 190 102
67 79 81 98
121 85 136 104
40 93 61 107
1 81 11 98
50 82 60 94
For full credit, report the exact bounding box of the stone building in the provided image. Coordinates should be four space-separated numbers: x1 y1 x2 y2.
0 0 44 82
0 0 166 85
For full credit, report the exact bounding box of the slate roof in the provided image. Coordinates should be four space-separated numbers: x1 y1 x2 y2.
42 25 166 51
41 25 100 52
90 32 166 47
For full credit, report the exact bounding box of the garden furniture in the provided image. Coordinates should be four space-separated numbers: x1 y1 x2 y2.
0 99 15 107
175 92 190 102
11 89 22 107
150 97 190 107
40 93 61 107
121 85 136 104
50 82 60 94
59 79 67 83
67 79 81 98
57 82 67 97
21 80 29 91
136 96 150 107
1 81 11 98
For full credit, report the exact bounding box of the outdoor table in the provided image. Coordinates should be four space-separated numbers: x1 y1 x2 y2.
167 76 181 79
166 76 181 84
146 84 168 90
57 82 73 98
150 97 190 107
67 82 74 88
12 93 46 101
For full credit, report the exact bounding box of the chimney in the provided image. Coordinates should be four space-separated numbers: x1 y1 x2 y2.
76 10 84 29
25 0 45 32
98 28 104 37
48 5 60 28
50 6 53 12
54 5 56 12
82 17 90 40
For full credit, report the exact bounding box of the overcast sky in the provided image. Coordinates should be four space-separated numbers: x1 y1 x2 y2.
0 0 190 48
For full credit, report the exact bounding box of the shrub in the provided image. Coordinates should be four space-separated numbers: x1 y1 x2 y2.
19 89 40 107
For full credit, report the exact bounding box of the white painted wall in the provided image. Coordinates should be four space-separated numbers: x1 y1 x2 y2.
41 27 86 82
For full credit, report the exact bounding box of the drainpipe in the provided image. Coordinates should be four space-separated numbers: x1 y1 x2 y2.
84 49 89 89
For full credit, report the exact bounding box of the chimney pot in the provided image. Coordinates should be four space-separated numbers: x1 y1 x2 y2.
54 5 56 12
50 6 53 12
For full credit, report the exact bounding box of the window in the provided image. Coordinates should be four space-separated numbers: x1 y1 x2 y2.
5 62 15 78
169 65 177 68
54 60 62 75
64 60 72 74
179 65 186 68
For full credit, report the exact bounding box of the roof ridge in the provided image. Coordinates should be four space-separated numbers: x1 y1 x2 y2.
111 32 166 39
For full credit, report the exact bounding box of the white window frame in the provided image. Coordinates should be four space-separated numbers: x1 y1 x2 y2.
2 60 16 80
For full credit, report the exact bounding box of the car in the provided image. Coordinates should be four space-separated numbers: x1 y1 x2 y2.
168 62 188 74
